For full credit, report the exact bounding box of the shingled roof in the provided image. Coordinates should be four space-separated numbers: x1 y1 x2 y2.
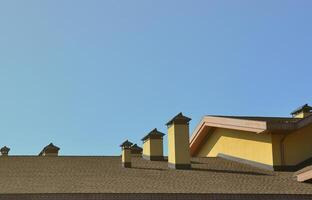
0 156 311 199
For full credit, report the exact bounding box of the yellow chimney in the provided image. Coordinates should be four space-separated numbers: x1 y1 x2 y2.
39 143 60 156
291 104 312 118
141 128 165 161
0 146 10 156
166 113 191 169
120 140 133 168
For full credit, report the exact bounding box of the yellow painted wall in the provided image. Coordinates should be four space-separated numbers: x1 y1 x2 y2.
122 148 131 163
142 139 150 156
168 124 190 165
293 112 311 118
142 138 163 156
283 123 312 166
195 128 274 166
271 134 283 166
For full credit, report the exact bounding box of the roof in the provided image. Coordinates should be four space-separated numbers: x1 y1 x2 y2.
131 144 142 151
291 104 312 115
190 115 312 156
120 140 133 148
211 115 301 123
141 128 165 141
130 144 143 154
295 165 312 182
0 156 311 194
166 112 191 126
39 143 60 156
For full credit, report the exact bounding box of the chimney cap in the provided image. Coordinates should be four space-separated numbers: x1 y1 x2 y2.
141 128 165 141
120 140 133 148
1 146 10 155
39 143 60 156
166 112 191 126
131 144 142 151
291 104 312 115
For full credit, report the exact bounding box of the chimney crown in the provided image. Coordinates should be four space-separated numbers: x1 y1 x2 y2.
39 143 60 156
141 128 165 141
291 104 312 118
120 140 133 149
0 146 10 156
166 112 191 126
130 144 142 155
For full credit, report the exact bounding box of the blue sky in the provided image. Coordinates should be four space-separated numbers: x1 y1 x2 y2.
0 0 311 155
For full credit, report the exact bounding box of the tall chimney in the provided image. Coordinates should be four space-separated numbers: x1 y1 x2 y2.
39 143 60 156
141 128 165 161
166 113 191 169
120 140 133 168
0 146 10 156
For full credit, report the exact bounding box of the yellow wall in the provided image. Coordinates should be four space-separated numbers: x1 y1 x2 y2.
271 134 283 166
142 140 150 156
122 148 131 163
142 138 163 156
168 124 190 165
283 123 312 166
195 128 274 166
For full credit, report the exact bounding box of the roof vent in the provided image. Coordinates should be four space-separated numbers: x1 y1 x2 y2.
39 143 60 156
291 104 312 118
0 146 10 156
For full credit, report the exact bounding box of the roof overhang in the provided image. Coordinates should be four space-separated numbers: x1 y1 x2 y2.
295 167 312 182
189 114 312 156
189 116 267 156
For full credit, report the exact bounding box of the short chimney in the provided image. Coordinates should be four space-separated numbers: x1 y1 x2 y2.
39 143 60 156
166 113 191 169
120 140 132 168
141 128 165 161
130 144 143 156
0 146 10 156
291 104 312 118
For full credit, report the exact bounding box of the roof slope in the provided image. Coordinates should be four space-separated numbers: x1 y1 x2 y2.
0 156 311 194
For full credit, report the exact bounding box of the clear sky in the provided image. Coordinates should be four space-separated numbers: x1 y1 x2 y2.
0 0 311 155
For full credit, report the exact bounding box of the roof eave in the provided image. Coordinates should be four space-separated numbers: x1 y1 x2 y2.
189 116 268 156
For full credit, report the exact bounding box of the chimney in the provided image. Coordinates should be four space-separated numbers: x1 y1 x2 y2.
141 128 165 161
130 144 143 156
0 146 10 156
120 140 132 168
166 113 191 169
291 104 312 118
39 143 60 156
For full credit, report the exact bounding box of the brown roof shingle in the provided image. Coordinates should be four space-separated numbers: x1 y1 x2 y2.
0 156 311 194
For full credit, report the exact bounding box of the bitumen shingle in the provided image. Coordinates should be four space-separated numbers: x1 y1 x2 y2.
0 156 311 194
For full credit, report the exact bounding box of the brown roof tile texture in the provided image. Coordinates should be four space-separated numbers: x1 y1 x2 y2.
0 156 312 194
